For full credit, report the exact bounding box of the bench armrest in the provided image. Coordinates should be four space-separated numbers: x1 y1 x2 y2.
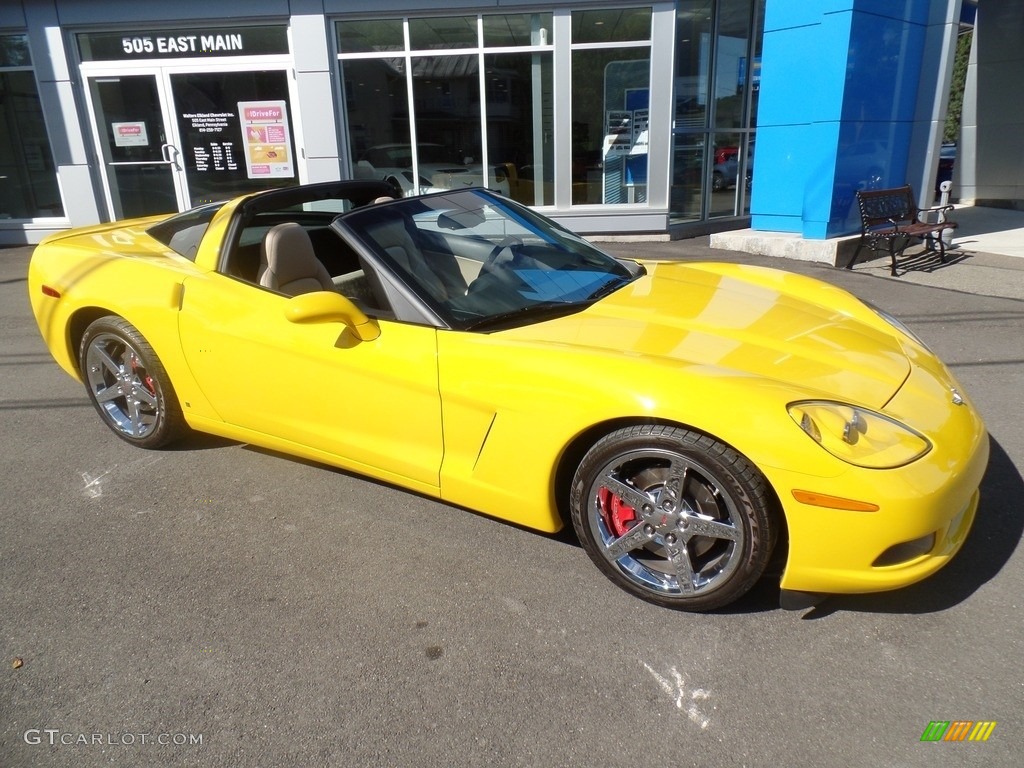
917 204 955 224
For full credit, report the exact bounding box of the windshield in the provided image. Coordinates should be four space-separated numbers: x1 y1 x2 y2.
338 189 637 330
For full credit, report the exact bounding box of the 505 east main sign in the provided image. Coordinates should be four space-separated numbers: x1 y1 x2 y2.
78 26 288 61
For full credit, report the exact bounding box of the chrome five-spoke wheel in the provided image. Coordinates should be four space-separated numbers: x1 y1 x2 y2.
80 316 186 449
571 425 777 611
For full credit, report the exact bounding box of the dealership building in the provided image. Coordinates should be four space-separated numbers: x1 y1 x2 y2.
2 0 1018 251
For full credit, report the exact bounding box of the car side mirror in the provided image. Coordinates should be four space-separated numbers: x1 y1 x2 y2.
284 291 380 342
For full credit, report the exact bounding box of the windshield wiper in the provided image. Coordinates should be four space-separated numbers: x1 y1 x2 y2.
464 301 584 332
586 274 633 301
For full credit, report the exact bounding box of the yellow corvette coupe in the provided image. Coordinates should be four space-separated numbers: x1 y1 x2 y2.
28 181 988 611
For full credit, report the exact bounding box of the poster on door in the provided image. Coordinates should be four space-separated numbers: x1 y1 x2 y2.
238 100 294 179
112 121 149 147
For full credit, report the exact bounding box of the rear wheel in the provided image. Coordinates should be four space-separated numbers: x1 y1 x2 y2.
570 425 777 611
80 316 187 449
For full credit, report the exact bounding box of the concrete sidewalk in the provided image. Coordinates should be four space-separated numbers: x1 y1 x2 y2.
950 203 1024 259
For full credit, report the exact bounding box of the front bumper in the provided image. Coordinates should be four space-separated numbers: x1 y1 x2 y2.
772 352 989 596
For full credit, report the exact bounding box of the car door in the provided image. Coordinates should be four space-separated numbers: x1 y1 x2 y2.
176 271 443 491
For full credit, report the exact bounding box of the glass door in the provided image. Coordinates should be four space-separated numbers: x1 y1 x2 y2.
85 66 300 219
86 73 188 219
168 69 297 208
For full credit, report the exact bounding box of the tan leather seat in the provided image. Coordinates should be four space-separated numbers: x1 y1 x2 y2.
258 223 335 296
364 218 449 300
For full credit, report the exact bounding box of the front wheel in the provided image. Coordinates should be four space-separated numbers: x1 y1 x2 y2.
80 316 187 449
570 425 778 611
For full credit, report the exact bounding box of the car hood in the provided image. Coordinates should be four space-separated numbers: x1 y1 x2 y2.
501 261 911 408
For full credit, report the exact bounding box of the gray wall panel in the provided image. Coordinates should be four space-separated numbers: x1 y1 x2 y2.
0 2 27 27
645 3 676 210
906 10 961 207
57 163 102 226
295 70 341 161
960 0 1024 207
304 156 344 183
36 79 89 166
291 11 330 73
555 213 669 235
51 0 290 24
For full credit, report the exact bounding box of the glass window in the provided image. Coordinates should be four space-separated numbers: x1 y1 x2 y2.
572 8 652 44
748 3 764 130
0 35 65 219
409 53 481 159
708 131 751 218
0 35 31 67
570 8 651 207
409 54 483 186
484 52 553 205
483 13 552 47
339 15 551 204
671 1 762 224
674 2 712 132
337 19 405 53
339 11 644 210
714 0 753 130
342 58 412 184
672 3 713 222
171 70 298 208
408 16 478 50
572 49 650 205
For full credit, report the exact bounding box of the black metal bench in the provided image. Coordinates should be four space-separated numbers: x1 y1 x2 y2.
846 185 957 276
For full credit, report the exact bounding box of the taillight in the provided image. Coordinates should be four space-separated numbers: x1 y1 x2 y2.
41 285 61 298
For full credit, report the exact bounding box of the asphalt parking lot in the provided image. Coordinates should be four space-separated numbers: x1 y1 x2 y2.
2 240 1022 768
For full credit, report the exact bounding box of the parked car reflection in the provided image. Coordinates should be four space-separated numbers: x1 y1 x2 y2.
711 141 754 192
355 143 510 197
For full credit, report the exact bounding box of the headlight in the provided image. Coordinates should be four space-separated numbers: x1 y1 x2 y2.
864 301 929 349
788 401 931 468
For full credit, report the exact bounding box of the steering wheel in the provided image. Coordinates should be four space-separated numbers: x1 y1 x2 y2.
467 235 525 297
479 235 523 278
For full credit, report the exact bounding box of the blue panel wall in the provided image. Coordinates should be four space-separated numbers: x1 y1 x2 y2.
752 0 932 238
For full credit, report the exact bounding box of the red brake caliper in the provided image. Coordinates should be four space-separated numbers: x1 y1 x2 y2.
598 487 638 538
129 354 157 395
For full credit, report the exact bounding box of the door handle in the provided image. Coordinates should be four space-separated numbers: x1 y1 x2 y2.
161 143 182 170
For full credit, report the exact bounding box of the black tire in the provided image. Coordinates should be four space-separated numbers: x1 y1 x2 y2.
570 425 778 611
79 316 188 449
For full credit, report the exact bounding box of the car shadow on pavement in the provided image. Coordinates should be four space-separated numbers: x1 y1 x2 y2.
168 432 238 451
238 435 1020 619
800 434 1022 618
